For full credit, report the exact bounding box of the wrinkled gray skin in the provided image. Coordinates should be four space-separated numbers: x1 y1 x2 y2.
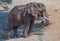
6 2 49 39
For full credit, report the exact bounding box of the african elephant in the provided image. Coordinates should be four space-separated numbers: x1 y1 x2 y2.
6 2 49 39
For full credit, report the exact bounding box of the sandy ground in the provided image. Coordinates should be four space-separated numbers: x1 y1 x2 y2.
41 9 60 41
5 8 60 41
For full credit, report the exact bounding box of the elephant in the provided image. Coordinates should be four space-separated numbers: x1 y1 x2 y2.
6 2 49 39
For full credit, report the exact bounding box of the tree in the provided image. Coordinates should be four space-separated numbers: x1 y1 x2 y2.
0 0 12 4
0 0 12 10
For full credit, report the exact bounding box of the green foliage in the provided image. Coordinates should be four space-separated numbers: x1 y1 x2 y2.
0 0 12 4
0 0 12 10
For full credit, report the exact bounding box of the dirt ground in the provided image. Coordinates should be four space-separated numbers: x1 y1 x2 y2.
41 9 60 41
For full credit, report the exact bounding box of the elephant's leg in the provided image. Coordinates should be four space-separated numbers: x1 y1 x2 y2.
23 15 35 37
28 19 34 34
13 25 19 38
23 16 31 38
6 27 12 39
24 21 31 37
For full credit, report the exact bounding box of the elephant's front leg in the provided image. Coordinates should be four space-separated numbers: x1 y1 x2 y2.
27 18 34 34
23 19 31 38
23 14 32 38
23 15 35 38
